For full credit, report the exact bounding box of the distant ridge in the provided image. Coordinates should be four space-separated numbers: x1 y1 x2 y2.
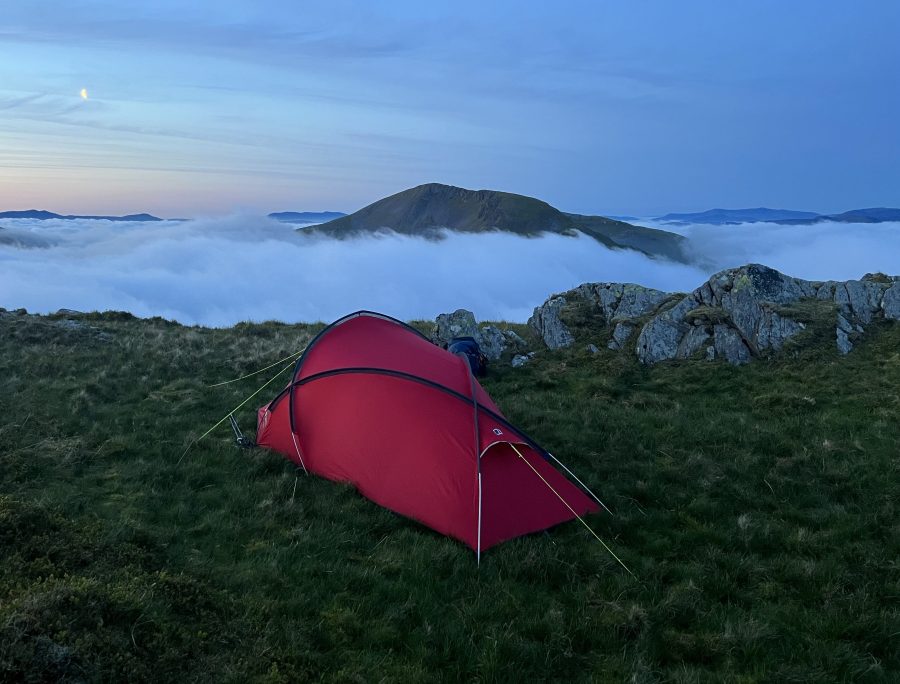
268 211 346 224
655 208 820 225
774 207 900 225
0 210 164 222
655 206 900 225
311 183 688 261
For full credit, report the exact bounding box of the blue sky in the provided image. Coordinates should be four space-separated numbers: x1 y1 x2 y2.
1 1 897 216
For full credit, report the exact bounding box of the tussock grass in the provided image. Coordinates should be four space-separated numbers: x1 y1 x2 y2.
1 312 899 681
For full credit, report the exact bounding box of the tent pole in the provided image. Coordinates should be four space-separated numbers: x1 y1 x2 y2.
476 472 482 566
291 432 309 475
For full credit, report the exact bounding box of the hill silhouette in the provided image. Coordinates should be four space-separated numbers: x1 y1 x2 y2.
311 183 687 261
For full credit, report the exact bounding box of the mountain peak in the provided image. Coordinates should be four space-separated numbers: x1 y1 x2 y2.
314 183 574 237
307 183 687 261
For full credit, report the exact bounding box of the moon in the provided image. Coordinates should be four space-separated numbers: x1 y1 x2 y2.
80 88 88 100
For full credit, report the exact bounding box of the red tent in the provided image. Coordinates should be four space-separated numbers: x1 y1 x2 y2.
256 311 601 558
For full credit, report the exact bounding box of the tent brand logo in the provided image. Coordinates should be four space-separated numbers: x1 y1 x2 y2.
493 428 503 435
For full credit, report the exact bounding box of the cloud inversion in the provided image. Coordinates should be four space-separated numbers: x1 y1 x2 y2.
1 217 897 326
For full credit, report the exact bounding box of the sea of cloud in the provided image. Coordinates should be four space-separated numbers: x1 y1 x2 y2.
1 215 898 326
640 219 900 282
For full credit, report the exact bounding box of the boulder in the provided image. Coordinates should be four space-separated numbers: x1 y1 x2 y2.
431 309 528 361
634 264 896 363
712 325 752 365
433 309 479 342
528 282 670 350
531 264 899 365
527 296 574 349
881 283 900 320
511 352 535 368
478 325 507 360
635 295 700 363
607 322 635 350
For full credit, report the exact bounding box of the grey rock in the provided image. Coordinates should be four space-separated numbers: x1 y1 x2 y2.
816 282 836 300
636 296 699 364
530 282 671 351
840 280 884 324
755 308 806 352
433 309 479 343
571 282 670 321
676 325 712 359
834 312 864 354
511 352 535 368
694 265 810 355
533 263 899 365
881 283 900 320
835 327 852 354
586 343 599 354
634 264 814 365
610 284 671 320
527 296 574 349
502 329 528 349
54 308 84 316
478 325 508 360
713 325 752 365
431 309 528 360
608 322 635 350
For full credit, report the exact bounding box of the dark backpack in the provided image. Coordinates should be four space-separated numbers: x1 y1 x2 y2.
447 336 487 377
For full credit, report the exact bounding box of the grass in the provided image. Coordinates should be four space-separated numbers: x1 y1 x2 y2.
1 309 898 682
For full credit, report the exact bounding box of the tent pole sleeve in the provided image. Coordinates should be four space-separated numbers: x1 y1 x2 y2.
460 353 483 565
291 432 309 475
477 472 482 566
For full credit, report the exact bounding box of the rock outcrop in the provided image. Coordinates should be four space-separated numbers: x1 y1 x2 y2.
528 265 900 365
431 309 526 361
528 283 670 350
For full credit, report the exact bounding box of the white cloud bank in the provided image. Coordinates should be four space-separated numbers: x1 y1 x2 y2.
1 216 898 326
640 219 900 283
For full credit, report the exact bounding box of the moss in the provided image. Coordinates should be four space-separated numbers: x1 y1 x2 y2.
732 273 753 292
684 306 730 325
862 272 893 284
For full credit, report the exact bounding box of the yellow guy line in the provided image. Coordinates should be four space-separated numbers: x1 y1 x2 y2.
509 443 635 578
208 349 304 387
178 358 296 464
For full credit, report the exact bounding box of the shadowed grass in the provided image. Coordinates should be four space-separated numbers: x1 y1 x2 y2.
1 310 898 682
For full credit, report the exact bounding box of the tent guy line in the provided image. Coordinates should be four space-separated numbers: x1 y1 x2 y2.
207 349 306 388
177 357 296 465
510 443 634 577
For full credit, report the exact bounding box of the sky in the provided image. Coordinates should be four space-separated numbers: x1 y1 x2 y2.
1 1 898 217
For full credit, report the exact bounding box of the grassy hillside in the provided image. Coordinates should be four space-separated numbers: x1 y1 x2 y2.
310 183 686 260
1 310 898 682
312 183 575 238
568 214 687 262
